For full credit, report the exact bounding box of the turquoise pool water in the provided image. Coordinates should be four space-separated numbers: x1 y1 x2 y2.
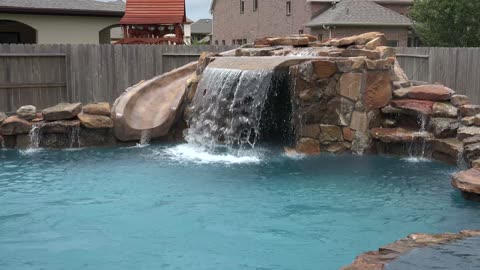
1 145 480 270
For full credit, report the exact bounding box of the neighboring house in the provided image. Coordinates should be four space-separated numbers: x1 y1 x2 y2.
0 0 192 45
211 0 416 47
191 19 213 44
0 0 125 44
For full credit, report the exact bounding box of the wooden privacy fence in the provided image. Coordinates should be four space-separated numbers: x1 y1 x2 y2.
0 44 236 112
396 47 480 103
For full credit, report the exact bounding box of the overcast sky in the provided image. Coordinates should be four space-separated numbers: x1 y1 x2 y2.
100 0 212 21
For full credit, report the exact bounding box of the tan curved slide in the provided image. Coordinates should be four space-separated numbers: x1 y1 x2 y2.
112 62 197 142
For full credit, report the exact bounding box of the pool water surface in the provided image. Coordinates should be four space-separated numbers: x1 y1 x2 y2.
1 144 480 270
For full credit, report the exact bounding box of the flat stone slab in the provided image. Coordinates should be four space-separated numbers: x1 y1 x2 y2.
431 138 463 158
83 102 111 116
394 85 454 101
370 127 433 143
42 103 82 121
0 116 32 135
457 126 480 140
390 99 434 115
42 120 80 134
78 114 113 129
452 169 480 195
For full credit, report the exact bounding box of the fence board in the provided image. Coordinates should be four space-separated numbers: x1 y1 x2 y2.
0 44 237 112
397 47 480 104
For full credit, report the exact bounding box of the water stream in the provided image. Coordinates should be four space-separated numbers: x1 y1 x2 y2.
29 123 42 149
69 125 80 148
138 129 152 147
407 114 430 160
186 67 291 150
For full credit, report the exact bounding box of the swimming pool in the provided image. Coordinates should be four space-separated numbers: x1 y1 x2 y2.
1 145 480 270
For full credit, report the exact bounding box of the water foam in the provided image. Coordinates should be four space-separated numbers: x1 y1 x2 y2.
162 144 262 165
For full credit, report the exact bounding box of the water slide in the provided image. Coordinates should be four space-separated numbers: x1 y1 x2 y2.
112 54 313 142
112 62 197 142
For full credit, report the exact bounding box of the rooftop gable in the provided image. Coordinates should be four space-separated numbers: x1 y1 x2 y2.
191 19 212 34
0 0 125 16
120 0 186 25
306 0 412 27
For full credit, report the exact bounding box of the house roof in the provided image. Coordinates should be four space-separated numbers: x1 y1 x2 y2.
210 0 412 12
307 0 413 3
191 19 212 34
0 0 125 16
306 0 412 27
120 0 186 25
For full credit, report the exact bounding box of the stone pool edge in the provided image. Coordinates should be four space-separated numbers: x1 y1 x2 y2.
341 230 480 270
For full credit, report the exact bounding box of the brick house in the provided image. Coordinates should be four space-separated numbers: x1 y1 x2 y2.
210 0 416 47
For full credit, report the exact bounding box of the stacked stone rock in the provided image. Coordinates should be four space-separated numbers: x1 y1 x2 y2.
0 102 115 149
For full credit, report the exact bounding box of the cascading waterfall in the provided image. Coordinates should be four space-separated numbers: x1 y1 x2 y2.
139 129 152 146
29 123 42 149
69 125 80 148
186 67 275 148
407 114 429 159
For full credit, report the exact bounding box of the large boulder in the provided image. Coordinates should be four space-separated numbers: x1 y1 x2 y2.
390 99 434 115
459 104 480 117
464 143 480 165
457 126 480 140
78 114 114 129
42 103 82 121
432 102 457 118
452 169 480 197
397 85 454 101
16 105 36 120
451 94 470 107
363 71 391 110
428 118 460 138
0 116 32 135
42 120 80 134
83 102 111 116
319 124 343 143
341 49 380 60
312 60 337 78
370 127 433 143
296 138 321 155
430 138 463 159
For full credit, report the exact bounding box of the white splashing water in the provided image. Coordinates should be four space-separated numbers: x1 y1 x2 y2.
406 114 430 161
186 67 274 149
137 129 152 147
162 144 262 164
29 123 42 149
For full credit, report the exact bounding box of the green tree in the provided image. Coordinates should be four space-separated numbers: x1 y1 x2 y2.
411 0 480 47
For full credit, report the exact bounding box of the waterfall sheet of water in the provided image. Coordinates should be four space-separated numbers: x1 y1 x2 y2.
137 130 152 147
29 124 42 149
406 114 430 161
69 125 80 148
186 67 275 149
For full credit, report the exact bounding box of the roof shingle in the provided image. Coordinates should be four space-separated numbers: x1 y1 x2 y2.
120 0 186 24
306 0 412 27
0 0 125 13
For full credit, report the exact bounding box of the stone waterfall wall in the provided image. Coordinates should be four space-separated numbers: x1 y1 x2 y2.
290 57 394 155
